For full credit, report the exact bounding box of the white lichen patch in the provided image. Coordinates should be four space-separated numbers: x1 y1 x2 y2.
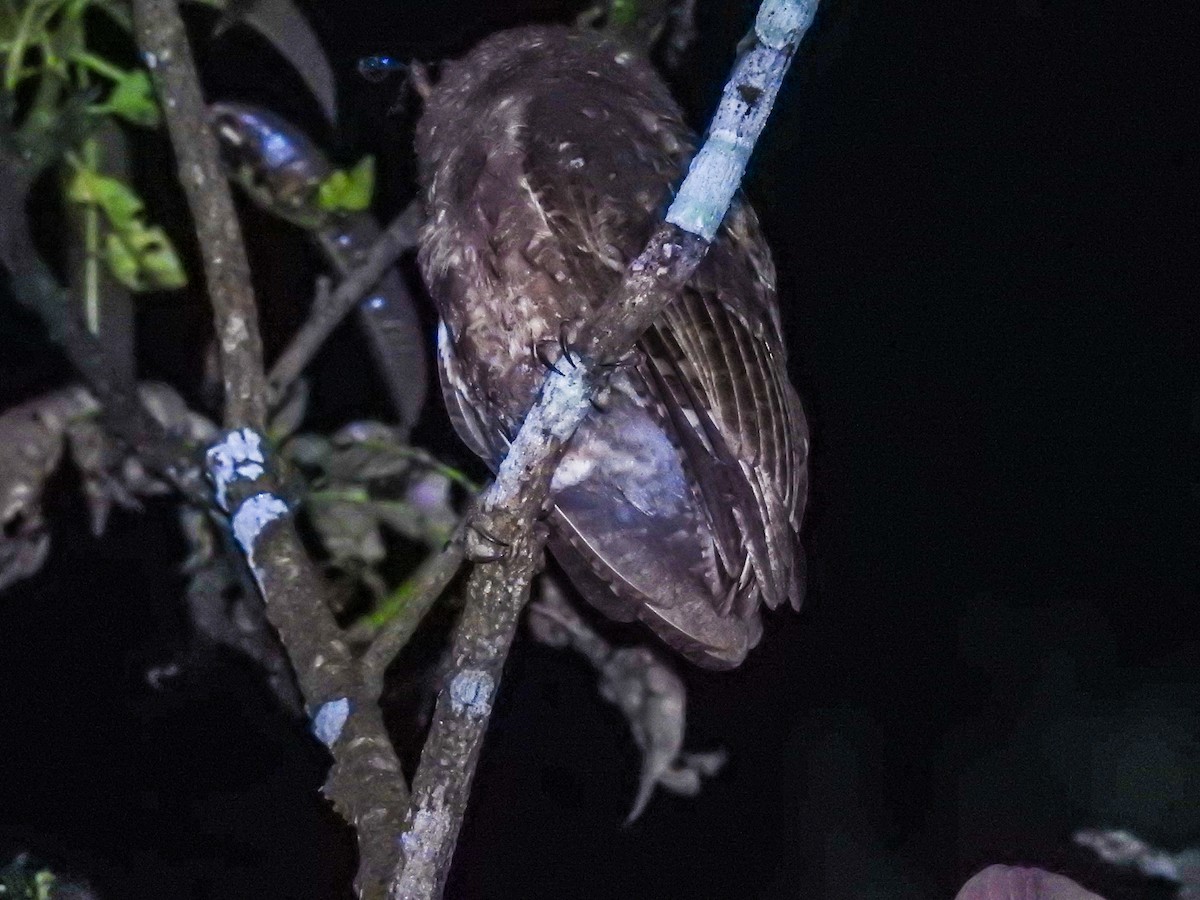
231 492 289 568
221 313 249 352
756 0 818 50
206 427 267 509
397 784 452 892
312 697 351 748
448 669 495 719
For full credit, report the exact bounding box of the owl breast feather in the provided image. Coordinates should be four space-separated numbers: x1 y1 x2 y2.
417 25 809 668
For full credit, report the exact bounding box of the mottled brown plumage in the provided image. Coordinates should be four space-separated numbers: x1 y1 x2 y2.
416 25 809 668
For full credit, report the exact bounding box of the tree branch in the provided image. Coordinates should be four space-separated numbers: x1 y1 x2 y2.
133 5 417 894
390 2 819 896
361 540 467 700
134 0 268 431
268 202 422 402
205 427 416 899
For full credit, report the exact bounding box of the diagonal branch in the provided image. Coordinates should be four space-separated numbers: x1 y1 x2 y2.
267 202 422 402
391 2 820 897
361 540 467 700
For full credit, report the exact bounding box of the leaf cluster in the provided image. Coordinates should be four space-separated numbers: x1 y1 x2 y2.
66 154 185 289
1 0 185 292
317 154 376 214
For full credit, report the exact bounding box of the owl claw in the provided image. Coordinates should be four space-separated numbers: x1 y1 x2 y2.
597 348 645 371
532 340 565 376
558 322 578 369
533 323 582 376
465 517 510 562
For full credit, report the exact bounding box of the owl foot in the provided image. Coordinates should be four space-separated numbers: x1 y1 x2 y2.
532 340 565 376
558 321 579 369
597 347 645 372
532 321 583 376
465 516 510 563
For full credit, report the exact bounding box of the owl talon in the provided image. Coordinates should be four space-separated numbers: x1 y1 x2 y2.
532 340 565 376
594 346 644 369
558 322 578 369
589 384 614 413
466 517 510 562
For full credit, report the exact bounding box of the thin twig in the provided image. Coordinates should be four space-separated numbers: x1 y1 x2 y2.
361 539 467 699
318 210 429 436
133 0 267 431
68 122 136 379
268 201 422 401
391 2 819 897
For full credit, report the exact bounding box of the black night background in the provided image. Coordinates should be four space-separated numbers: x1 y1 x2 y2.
1 1 1196 898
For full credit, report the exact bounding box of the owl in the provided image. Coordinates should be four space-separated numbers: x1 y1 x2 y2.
416 25 809 668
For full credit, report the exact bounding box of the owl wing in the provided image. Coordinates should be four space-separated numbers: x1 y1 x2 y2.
640 199 809 622
435 320 508 464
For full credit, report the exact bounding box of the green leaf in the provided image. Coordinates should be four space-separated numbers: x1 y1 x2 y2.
67 166 143 226
129 222 186 289
609 0 639 27
105 220 186 291
317 155 374 212
69 166 185 291
33 868 56 900
105 69 159 127
104 229 141 289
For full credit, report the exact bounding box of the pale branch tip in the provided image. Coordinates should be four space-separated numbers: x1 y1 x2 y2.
666 0 815 240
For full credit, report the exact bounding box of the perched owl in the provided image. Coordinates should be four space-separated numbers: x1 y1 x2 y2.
416 25 809 668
